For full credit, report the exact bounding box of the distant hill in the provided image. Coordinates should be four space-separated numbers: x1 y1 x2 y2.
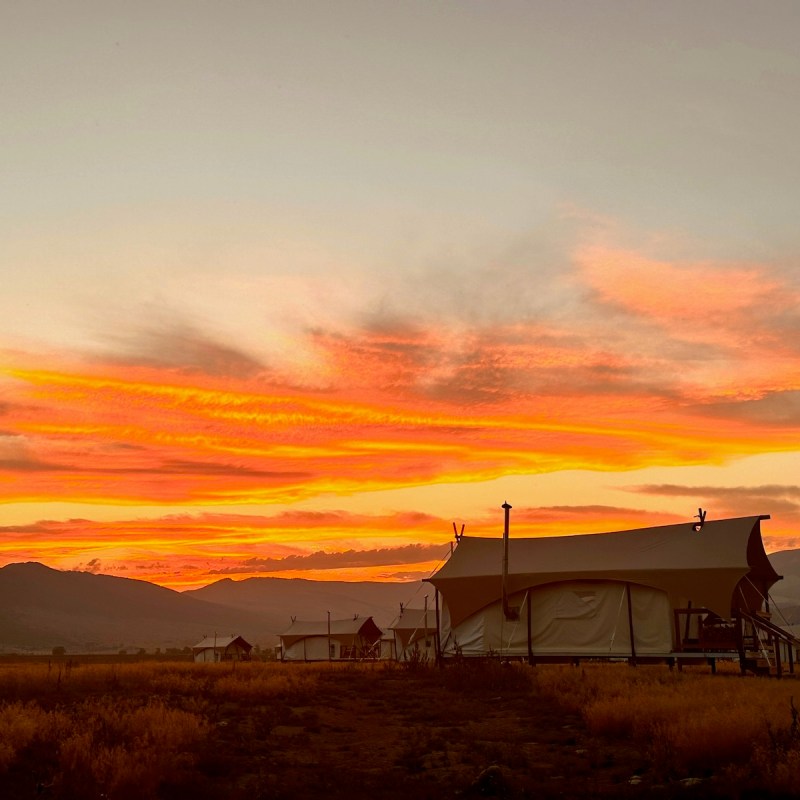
0 562 425 654
766 549 800 624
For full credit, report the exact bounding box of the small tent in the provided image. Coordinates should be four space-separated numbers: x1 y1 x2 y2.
427 515 789 665
192 635 252 663
279 616 383 662
389 607 438 662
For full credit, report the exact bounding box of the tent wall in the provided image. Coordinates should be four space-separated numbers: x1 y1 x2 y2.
194 648 215 663
380 638 396 660
440 580 672 658
282 636 335 661
193 642 251 663
396 637 437 663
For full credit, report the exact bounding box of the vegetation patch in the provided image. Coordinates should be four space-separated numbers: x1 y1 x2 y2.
0 657 798 798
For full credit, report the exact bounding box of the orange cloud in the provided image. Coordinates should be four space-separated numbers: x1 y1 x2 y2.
577 245 778 323
0 505 686 589
2 308 800 511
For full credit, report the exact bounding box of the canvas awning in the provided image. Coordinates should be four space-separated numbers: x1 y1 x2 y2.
427 516 779 627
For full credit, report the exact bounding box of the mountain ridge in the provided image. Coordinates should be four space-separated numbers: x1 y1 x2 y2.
0 561 423 654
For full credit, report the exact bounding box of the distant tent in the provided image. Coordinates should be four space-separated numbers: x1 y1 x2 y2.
192 634 252 663
427 515 798 672
279 616 382 662
389 607 438 662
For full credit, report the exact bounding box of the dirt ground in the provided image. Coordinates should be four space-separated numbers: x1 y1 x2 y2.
187 663 683 800
2 660 751 799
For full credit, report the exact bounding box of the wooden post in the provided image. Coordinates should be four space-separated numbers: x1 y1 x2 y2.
673 610 683 653
734 610 746 675
625 583 637 666
774 634 783 679
683 600 693 645
327 610 331 662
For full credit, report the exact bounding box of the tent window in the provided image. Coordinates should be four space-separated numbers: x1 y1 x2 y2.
554 590 598 619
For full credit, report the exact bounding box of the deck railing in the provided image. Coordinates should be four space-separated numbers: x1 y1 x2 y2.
673 606 800 676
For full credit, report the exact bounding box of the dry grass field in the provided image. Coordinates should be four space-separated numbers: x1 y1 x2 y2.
0 657 798 799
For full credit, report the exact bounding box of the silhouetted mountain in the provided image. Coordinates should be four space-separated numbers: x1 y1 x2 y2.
0 562 426 654
766 549 800 623
0 562 276 653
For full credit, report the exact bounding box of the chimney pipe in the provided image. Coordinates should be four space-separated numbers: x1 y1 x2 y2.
501 501 518 620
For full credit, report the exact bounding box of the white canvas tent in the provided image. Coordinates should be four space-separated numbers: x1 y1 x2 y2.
279 616 383 662
192 634 252 663
427 515 786 665
389 607 438 662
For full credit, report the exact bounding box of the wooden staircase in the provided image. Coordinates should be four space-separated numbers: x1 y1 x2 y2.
739 611 800 677
673 606 800 677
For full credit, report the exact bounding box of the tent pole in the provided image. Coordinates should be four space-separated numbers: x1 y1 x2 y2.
424 595 429 663
625 583 637 666
526 590 534 666
434 588 442 667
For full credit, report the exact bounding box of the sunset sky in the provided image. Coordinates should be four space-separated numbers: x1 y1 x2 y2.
3 2 800 590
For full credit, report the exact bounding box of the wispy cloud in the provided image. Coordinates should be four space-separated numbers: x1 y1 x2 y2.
207 543 450 575
623 483 800 516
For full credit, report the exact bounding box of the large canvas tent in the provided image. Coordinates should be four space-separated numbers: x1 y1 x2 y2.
427 515 794 669
279 616 383 662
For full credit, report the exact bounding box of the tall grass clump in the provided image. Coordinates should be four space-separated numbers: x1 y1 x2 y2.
56 698 209 799
532 662 800 790
0 702 70 773
438 657 533 695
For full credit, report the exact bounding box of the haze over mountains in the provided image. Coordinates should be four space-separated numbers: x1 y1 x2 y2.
0 562 424 654
2 551 800 654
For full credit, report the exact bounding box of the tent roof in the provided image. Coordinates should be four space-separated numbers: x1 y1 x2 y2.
279 616 382 647
427 515 779 627
192 635 251 651
389 608 436 633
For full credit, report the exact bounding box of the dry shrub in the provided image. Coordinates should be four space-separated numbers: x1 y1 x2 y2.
211 669 295 701
534 662 800 788
209 662 325 702
438 658 533 695
0 702 69 772
56 698 208 799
